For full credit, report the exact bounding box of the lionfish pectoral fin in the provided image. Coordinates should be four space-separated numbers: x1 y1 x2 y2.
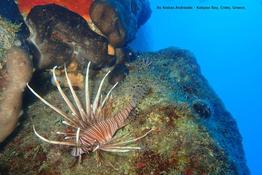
33 125 76 146
102 145 141 151
108 128 154 146
27 84 77 127
100 147 138 152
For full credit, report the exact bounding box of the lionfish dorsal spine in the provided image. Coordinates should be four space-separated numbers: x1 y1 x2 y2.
64 65 87 121
52 66 88 128
85 62 91 118
92 70 111 115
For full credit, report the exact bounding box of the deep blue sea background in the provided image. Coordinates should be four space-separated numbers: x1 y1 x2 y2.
131 0 262 174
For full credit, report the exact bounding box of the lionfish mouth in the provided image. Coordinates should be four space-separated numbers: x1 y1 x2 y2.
27 62 153 162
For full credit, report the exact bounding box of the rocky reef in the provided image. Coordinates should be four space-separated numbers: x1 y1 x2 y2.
0 3 33 143
90 0 151 47
0 47 32 142
26 4 111 70
0 48 249 174
0 0 249 174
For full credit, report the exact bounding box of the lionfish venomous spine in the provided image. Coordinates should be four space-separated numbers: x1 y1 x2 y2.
27 62 152 162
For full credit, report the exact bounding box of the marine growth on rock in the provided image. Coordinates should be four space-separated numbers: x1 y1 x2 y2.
27 62 153 163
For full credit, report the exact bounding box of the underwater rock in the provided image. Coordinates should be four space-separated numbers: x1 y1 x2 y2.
0 48 249 174
0 0 31 62
115 47 136 64
26 4 110 70
0 0 30 39
0 17 20 62
108 63 129 85
192 99 212 118
90 0 151 47
0 0 33 63
0 47 32 143
0 2 32 143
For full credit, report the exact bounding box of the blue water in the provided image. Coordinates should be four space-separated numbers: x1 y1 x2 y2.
131 0 262 174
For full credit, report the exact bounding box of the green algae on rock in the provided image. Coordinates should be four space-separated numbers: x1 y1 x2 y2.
0 48 249 175
0 17 20 61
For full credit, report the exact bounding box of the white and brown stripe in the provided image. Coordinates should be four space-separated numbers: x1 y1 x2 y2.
27 62 153 163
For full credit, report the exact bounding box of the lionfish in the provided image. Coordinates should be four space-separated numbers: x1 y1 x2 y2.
27 62 152 163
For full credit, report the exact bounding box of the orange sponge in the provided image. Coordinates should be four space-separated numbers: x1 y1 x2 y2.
18 0 93 21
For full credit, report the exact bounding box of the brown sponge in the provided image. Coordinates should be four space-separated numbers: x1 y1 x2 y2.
0 47 32 142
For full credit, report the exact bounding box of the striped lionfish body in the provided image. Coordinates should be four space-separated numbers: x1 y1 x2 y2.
27 62 152 162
